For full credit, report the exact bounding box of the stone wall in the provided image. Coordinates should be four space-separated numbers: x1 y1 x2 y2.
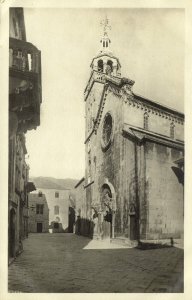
144 142 184 239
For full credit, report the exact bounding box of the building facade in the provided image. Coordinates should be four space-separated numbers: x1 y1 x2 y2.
9 8 42 260
33 188 70 233
79 19 184 243
28 192 49 233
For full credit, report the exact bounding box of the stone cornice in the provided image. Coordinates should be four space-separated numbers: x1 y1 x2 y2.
133 93 184 121
126 95 184 125
107 82 184 125
123 124 184 149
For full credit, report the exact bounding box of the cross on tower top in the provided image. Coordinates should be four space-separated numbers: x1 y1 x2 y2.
99 16 112 53
100 16 111 35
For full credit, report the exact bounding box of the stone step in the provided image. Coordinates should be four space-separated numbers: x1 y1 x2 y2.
110 237 138 248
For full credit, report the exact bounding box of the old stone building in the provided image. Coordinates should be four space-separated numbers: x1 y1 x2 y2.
28 192 49 233
78 18 184 244
33 188 70 233
9 8 42 261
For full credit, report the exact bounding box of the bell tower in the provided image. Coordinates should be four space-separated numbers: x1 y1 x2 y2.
90 16 121 77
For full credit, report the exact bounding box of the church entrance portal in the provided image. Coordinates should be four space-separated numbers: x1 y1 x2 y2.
100 182 116 240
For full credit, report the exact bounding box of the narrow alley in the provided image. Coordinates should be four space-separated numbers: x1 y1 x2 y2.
8 233 183 293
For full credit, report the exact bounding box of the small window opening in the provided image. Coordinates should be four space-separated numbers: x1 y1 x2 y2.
144 113 149 130
36 204 44 214
170 122 175 139
54 205 59 215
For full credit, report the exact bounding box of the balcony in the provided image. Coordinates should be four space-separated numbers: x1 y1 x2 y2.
9 37 42 134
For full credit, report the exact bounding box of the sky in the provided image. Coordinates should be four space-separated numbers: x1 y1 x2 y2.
24 8 184 180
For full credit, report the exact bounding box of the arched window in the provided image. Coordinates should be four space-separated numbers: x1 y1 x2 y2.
170 122 175 139
106 60 113 75
101 113 113 150
144 112 149 130
98 59 103 72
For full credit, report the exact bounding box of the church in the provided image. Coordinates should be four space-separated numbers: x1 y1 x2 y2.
75 18 184 244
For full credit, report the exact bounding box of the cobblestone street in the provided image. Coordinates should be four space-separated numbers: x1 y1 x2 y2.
8 233 183 293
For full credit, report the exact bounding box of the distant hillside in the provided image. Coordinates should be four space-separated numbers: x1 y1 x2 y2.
30 176 79 190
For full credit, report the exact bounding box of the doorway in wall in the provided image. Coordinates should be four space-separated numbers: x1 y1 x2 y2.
101 184 113 239
37 222 43 233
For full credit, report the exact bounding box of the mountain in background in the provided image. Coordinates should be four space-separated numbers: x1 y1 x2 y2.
29 176 79 190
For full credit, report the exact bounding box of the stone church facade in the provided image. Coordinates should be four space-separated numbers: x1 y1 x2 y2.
79 19 184 243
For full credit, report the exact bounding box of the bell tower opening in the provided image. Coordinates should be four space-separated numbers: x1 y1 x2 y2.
106 60 113 75
98 59 103 72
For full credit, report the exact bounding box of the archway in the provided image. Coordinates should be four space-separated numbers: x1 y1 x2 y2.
9 208 16 258
100 180 116 239
106 60 113 75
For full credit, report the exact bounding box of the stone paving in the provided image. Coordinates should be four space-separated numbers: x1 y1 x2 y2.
8 233 184 293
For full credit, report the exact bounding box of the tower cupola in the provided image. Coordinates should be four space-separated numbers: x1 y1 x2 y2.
90 17 121 77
